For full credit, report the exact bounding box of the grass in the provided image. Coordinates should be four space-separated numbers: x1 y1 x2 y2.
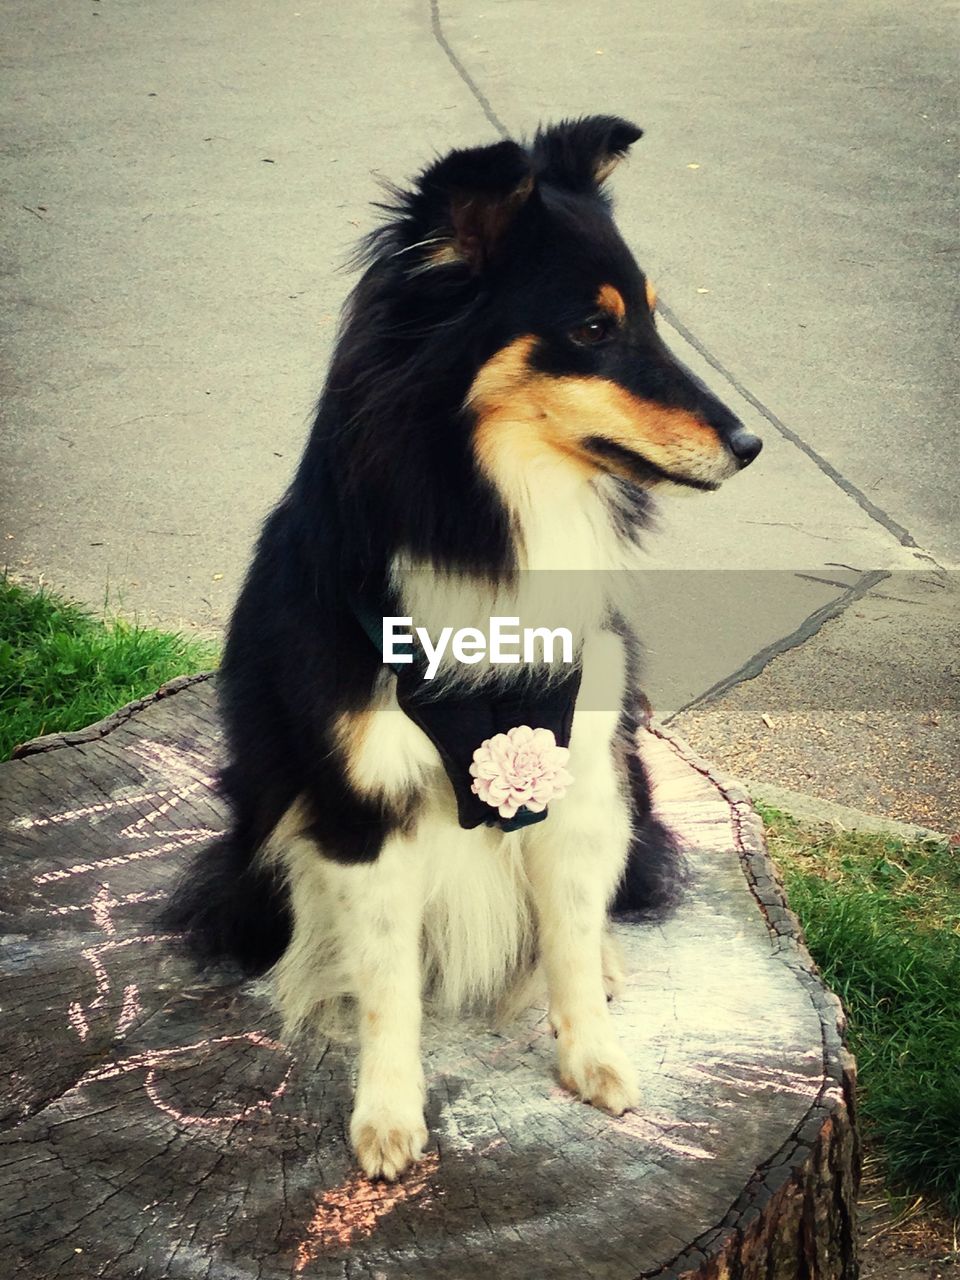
761 804 960 1217
0 578 217 760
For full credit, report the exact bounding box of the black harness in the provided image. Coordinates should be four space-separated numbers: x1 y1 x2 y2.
349 591 582 832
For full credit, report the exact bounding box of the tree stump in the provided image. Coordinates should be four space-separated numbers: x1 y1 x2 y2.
0 675 858 1280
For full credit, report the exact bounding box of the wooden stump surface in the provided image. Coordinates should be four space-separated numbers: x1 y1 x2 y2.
0 675 858 1280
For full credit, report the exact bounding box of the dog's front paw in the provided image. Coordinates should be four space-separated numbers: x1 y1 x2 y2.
350 1102 428 1182
558 1033 639 1116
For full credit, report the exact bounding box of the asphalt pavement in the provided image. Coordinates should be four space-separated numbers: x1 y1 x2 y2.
3 0 957 826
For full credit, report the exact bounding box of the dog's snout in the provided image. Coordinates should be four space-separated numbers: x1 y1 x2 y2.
727 425 763 468
670 361 763 474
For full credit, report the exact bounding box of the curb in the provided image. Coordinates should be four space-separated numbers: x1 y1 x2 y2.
743 779 951 845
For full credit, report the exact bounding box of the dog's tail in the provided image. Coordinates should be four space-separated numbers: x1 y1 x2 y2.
612 812 686 916
160 835 291 976
159 768 294 976
609 697 688 916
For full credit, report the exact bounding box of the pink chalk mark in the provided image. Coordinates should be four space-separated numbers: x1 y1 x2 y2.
117 983 142 1035
20 734 216 851
72 1029 312 1141
85 949 110 1009
96 931 177 951
46 888 164 923
144 827 216 840
91 884 117 935
66 934 176 1041
683 1057 819 1097
145 1061 292 1128
13 787 177 832
35 831 211 886
293 1153 441 1271
613 1111 716 1161
127 738 217 788
79 1031 296 1132
21 732 224 1057
116 781 216 840
149 1030 291 1125
546 1085 719 1161
67 1002 90 1042
15 777 214 835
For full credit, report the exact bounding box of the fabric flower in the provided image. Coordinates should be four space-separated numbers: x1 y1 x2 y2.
469 725 574 820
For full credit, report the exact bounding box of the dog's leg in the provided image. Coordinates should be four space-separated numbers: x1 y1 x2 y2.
334 836 428 1181
273 827 428 1181
524 709 638 1115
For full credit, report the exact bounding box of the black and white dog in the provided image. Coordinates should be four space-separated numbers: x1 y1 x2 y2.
165 117 761 1181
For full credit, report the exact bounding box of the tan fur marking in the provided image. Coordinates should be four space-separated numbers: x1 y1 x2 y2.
331 686 439 804
594 154 622 185
427 243 465 268
260 796 312 866
428 174 536 272
645 279 657 312
468 336 728 489
596 284 626 320
333 708 374 782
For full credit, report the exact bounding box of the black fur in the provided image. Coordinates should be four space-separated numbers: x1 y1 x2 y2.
163 117 754 974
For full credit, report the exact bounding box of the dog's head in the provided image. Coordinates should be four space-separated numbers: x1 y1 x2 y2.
378 116 760 498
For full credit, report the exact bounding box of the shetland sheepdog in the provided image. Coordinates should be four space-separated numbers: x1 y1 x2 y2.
164 116 761 1181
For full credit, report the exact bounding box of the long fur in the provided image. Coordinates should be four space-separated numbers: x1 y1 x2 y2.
162 116 759 1180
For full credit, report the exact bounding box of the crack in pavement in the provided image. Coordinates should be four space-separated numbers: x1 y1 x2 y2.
428 2 922 559
657 302 921 552
429 0 506 137
664 569 891 721
426 2 950 721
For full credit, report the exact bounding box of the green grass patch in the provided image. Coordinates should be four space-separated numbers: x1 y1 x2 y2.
760 805 960 1215
0 578 217 760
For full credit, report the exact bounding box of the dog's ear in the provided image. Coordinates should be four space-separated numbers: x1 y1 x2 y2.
417 139 535 273
533 115 643 192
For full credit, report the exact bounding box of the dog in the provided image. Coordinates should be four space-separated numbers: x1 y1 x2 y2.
164 115 761 1182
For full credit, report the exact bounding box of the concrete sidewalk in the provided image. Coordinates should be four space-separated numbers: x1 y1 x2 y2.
3 1 957 825
672 570 960 833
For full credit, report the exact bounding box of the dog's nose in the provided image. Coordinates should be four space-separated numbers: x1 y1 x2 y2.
727 426 763 468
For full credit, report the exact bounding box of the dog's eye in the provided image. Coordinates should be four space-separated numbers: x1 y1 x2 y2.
569 316 615 347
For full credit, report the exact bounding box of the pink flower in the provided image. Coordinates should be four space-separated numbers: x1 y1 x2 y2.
469 725 574 820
